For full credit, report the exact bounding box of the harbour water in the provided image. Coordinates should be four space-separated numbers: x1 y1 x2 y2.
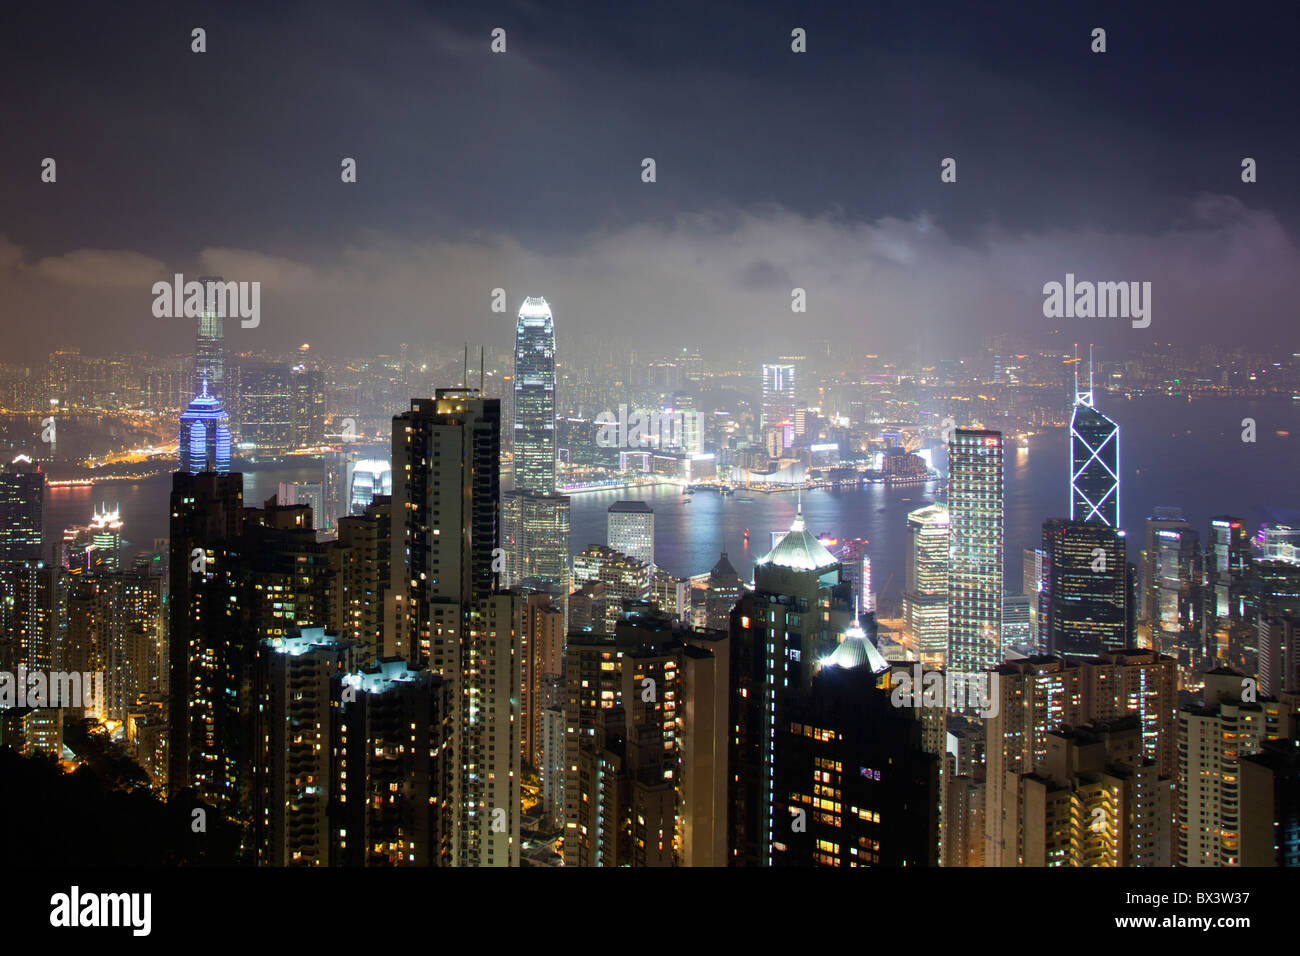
44 395 1300 614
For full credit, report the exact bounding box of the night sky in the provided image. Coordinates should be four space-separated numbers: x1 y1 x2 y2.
1 0 1297 361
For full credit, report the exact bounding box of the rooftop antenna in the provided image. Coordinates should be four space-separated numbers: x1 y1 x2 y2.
463 343 469 390
480 346 485 394
1073 343 1094 407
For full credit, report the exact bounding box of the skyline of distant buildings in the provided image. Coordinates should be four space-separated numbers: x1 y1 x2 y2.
1 291 1299 869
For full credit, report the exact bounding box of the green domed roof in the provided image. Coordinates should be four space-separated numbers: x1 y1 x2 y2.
755 512 838 572
822 621 889 674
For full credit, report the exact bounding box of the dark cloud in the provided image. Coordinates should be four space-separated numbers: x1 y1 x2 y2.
0 0 1296 360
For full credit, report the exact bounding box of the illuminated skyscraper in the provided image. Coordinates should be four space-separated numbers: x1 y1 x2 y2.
0 560 61 681
1258 614 1300 698
1069 350 1120 527
761 362 796 444
195 275 227 405
1011 719 1171 867
572 544 650 631
253 628 362 867
504 297 569 627
240 363 294 456
512 296 557 493
704 552 743 631
520 592 564 771
903 504 949 667
739 509 856 864
771 628 936 868
562 605 730 867
607 500 654 569
167 470 244 801
88 503 123 572
1039 518 1132 656
277 481 324 529
1153 525 1204 675
349 459 391 513
390 390 521 866
501 491 571 617
1023 548 1045 647
1140 507 1191 626
1207 517 1251 616
1257 523 1300 565
331 657 454 866
330 497 391 661
563 616 682 867
168 478 333 838
834 538 872 618
947 428 1003 678
0 455 44 562
984 657 1084 865
1178 670 1289 867
985 650 1177 865
179 380 232 474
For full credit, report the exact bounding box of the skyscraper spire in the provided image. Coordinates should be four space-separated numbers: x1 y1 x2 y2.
1073 343 1094 408
195 275 226 405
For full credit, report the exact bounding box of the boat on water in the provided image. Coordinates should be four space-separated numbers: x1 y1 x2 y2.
736 495 754 503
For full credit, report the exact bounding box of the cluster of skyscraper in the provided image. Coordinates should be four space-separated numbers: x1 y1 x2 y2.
891 351 1300 867
7 303 1300 868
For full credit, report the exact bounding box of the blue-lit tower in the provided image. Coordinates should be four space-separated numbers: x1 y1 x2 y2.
179 379 232 474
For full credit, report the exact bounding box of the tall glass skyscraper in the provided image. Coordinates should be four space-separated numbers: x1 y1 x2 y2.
1039 517 1132 655
504 296 570 629
390 390 521 866
513 297 557 493
0 455 44 562
761 362 796 436
947 428 1003 679
195 275 227 406
904 503 949 666
1069 352 1120 527
607 500 654 570
502 491 571 609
